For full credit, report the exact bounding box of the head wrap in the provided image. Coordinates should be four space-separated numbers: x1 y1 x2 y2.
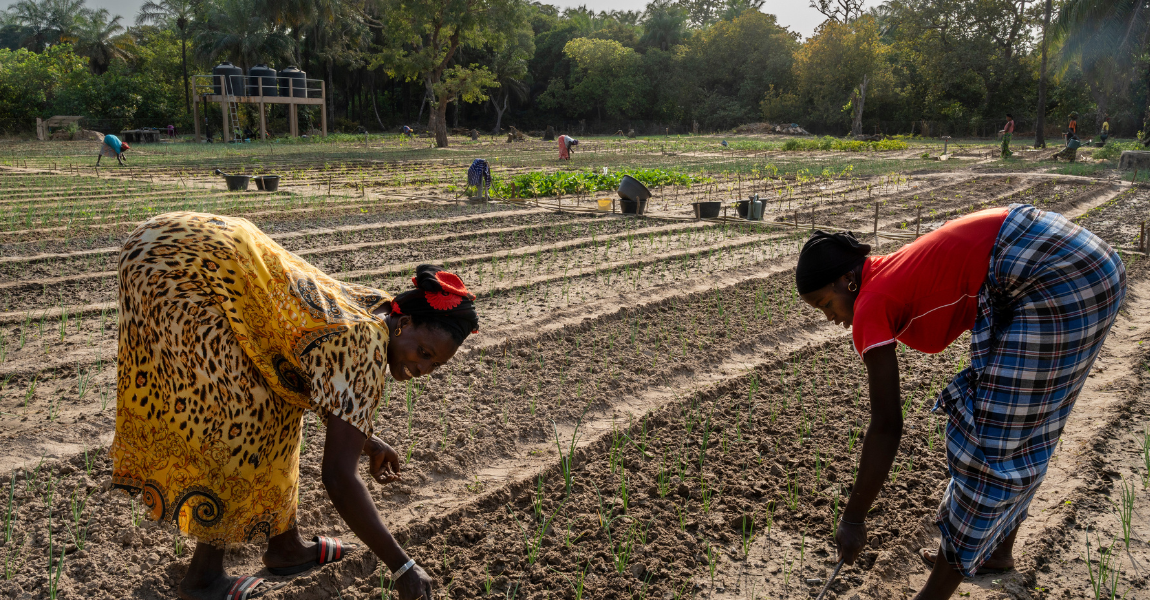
121 142 131 151
391 265 479 342
795 230 870 294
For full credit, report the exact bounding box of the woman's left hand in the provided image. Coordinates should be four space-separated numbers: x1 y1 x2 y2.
364 437 402 484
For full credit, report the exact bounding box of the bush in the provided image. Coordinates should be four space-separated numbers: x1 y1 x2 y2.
491 168 709 199
779 136 907 152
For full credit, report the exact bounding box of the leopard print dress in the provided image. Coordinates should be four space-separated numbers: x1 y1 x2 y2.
110 212 391 545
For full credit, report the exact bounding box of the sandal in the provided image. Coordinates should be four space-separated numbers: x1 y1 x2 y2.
920 548 1014 576
226 576 284 600
266 536 356 576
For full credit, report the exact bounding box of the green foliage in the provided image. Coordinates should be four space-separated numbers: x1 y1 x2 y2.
780 136 907 152
491 167 707 198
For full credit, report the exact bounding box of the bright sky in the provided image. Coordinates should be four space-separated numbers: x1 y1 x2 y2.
80 0 878 39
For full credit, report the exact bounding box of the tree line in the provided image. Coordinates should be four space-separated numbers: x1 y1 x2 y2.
0 0 1146 146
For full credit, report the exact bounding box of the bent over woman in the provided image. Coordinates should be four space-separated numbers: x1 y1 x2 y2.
112 212 478 600
796 205 1124 600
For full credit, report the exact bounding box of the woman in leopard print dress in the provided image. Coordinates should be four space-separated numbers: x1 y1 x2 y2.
111 212 478 600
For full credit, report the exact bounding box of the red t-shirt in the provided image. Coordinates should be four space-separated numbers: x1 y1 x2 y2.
852 207 1008 357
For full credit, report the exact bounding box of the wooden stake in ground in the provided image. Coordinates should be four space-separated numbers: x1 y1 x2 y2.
916 206 921 238
874 202 879 243
1141 221 1146 253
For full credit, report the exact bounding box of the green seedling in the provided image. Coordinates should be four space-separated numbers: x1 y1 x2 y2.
1116 476 1135 550
553 409 586 497
66 490 91 551
701 479 721 514
1142 425 1150 489
1085 528 1128 600
47 545 64 600
706 541 719 591
480 564 494 595
740 513 755 557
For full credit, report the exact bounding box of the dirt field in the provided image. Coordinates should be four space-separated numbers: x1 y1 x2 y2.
0 133 1146 600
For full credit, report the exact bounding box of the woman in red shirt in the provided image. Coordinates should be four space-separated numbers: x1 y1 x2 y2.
796 205 1125 599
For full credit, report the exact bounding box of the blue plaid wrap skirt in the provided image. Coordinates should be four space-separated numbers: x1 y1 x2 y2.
467 159 492 187
933 204 1125 576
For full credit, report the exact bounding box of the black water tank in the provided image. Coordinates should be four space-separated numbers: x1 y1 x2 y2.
211 61 244 95
247 64 278 97
278 66 306 98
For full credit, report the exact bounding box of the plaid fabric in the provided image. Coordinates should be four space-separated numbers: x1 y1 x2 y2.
467 159 491 187
933 204 1125 576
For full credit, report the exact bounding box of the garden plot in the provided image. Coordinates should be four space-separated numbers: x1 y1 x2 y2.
0 136 1146 600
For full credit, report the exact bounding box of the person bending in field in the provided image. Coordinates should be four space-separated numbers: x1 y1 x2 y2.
112 212 479 600
795 205 1124 600
96 134 129 166
558 134 578 160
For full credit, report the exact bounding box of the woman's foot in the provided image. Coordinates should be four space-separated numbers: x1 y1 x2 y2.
263 529 357 576
920 547 1014 575
178 574 282 600
262 529 316 571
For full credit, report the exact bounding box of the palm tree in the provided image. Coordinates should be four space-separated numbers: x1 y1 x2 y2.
75 8 130 74
1053 0 1150 142
639 3 687 52
191 0 293 72
137 0 198 113
7 0 88 50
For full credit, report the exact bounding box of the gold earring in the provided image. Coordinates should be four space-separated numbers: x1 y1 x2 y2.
394 327 402 337
847 281 858 292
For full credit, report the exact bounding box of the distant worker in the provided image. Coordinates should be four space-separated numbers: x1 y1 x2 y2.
467 158 492 201
402 125 414 139
167 124 176 139
1100 115 1110 145
558 134 578 160
96 134 130 166
1051 112 1081 161
999 113 1014 158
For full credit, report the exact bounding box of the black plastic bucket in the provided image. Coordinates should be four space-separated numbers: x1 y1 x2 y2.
223 174 249 191
735 200 750 218
253 175 280 191
620 198 648 215
692 202 722 218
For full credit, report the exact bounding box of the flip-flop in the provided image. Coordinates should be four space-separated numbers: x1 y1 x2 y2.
226 576 285 600
266 536 356 576
919 548 1013 576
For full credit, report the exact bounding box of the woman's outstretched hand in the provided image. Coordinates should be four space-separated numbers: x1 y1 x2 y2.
394 564 435 600
835 521 867 565
364 436 402 484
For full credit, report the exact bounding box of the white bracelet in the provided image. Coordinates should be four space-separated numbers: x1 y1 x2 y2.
392 558 416 582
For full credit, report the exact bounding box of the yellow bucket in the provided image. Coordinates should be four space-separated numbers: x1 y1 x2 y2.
597 198 612 211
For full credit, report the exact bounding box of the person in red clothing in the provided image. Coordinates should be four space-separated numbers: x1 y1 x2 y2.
795 205 1125 600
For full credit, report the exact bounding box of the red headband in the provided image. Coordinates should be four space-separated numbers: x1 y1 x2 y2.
391 271 478 333
419 271 475 310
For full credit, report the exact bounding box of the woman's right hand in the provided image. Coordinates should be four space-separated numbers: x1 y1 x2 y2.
394 563 434 600
835 521 867 565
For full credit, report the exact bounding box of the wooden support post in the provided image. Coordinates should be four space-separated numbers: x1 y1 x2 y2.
193 101 201 142
320 81 328 137
289 104 299 137
874 202 879 243
258 79 266 141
